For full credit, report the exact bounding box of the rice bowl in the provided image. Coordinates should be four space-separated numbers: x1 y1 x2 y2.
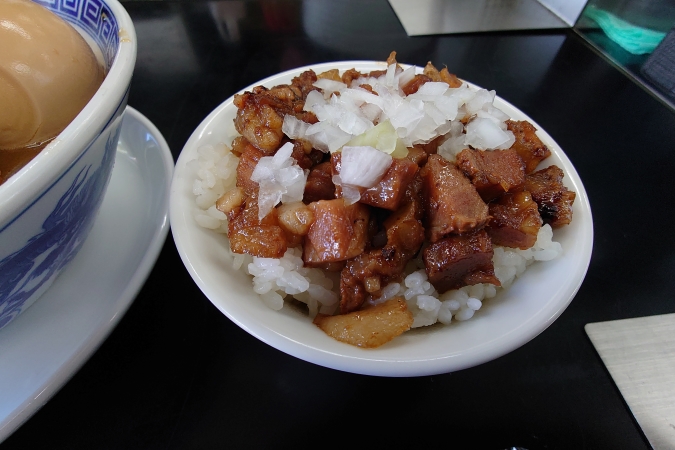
169 61 593 376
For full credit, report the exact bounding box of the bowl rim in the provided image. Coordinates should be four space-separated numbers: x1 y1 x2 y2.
0 0 137 228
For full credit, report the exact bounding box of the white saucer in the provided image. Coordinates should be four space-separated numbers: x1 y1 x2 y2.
0 107 173 442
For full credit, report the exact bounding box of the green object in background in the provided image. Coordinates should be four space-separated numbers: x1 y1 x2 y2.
584 5 667 55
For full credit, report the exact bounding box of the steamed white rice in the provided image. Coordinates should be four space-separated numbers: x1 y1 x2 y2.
188 65 564 328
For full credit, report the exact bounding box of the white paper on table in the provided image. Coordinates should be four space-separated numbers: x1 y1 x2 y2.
585 313 675 450
387 0 587 36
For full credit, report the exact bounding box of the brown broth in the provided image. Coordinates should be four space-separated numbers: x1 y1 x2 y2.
0 0 105 187
0 141 50 185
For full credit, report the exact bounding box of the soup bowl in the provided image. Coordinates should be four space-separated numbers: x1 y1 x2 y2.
0 0 137 329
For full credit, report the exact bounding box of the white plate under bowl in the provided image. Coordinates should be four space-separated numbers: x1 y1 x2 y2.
170 61 593 377
0 106 173 441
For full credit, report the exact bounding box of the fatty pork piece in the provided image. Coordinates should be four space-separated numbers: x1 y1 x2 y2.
291 139 324 170
414 135 445 157
341 68 366 86
423 61 463 88
339 51 399 86
420 154 489 242
276 201 315 241
313 297 413 348
506 120 551 174
456 148 525 202
330 152 419 211
303 199 370 267
341 67 392 86
235 140 265 197
360 157 418 210
224 194 288 258
303 161 336 203
423 229 501 294
402 74 432 95
340 175 425 313
486 191 542 250
525 165 576 228
233 71 319 153
405 146 428 166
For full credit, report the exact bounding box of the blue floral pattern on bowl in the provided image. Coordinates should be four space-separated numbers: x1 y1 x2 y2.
0 0 126 330
0 126 119 328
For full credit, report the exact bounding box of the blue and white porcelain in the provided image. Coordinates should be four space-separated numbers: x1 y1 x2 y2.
0 0 137 330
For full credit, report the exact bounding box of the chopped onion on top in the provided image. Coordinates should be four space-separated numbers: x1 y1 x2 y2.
251 142 308 220
313 78 347 98
345 120 408 157
282 115 310 140
464 117 515 150
340 145 392 189
283 63 516 155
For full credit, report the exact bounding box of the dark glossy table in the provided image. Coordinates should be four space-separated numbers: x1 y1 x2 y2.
3 1 674 449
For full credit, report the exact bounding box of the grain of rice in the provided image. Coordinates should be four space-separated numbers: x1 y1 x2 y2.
455 308 475 321
194 212 221 230
261 290 284 310
466 298 483 311
206 205 227 220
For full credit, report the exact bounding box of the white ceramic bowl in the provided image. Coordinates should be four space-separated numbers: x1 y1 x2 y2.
171 62 593 377
0 0 137 329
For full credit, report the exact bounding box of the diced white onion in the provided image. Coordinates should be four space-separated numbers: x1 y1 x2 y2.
313 78 347 95
464 117 515 150
304 89 326 112
282 115 311 140
339 145 392 188
251 142 308 220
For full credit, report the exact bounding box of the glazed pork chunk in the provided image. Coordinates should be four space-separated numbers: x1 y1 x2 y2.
422 61 463 87
420 154 489 242
357 157 419 211
233 71 319 153
219 142 290 257
235 141 265 196
303 161 335 203
405 146 428 166
330 153 419 211
525 165 576 228
290 140 323 170
456 148 525 202
486 191 542 249
303 199 370 266
225 195 288 258
340 175 425 313
401 74 433 95
506 120 551 174
233 89 286 154
423 230 500 294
